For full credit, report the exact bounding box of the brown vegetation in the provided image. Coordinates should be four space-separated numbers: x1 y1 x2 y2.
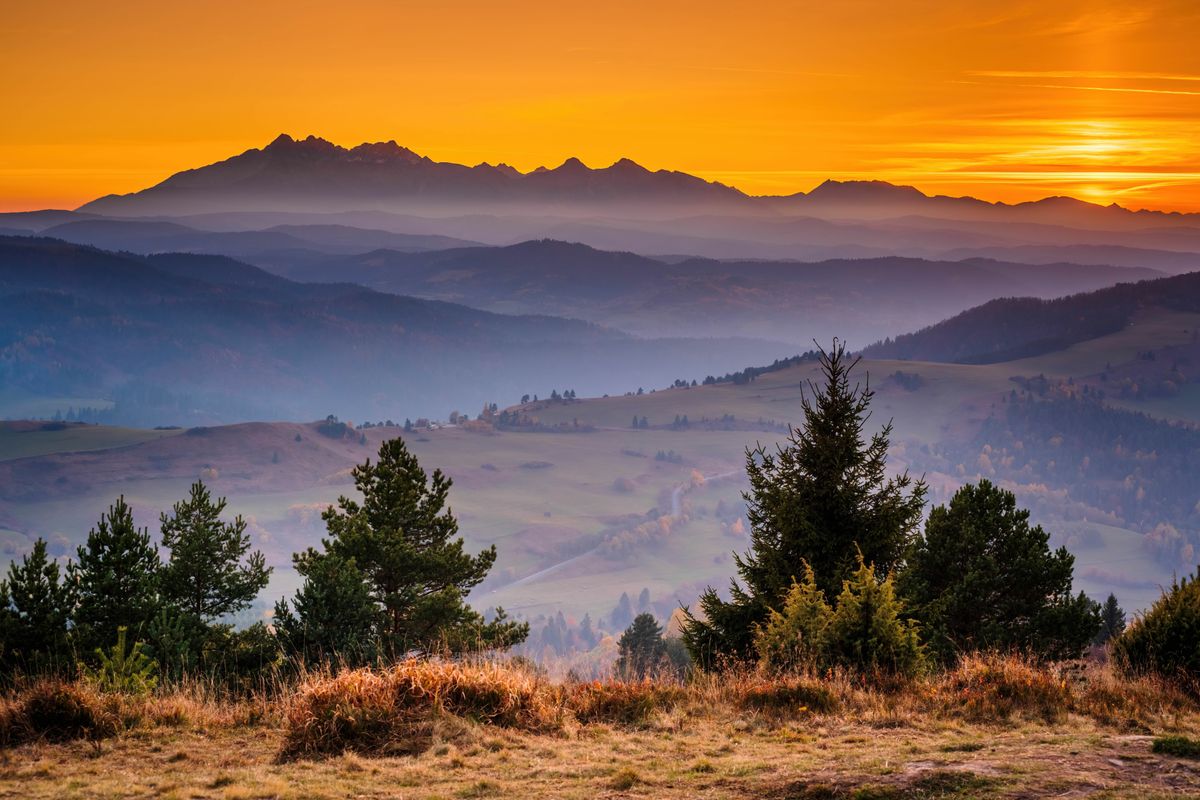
3 654 1200 798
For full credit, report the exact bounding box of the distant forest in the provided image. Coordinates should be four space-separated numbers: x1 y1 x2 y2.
865 271 1200 364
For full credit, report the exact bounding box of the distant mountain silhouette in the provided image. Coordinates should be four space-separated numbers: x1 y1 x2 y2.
80 134 747 217
78 134 1200 228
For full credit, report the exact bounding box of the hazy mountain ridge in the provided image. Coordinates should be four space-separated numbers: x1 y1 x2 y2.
251 239 1164 344
0 236 790 425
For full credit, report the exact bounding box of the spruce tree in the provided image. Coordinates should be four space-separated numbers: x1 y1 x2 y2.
1094 593 1126 645
316 437 527 655
0 539 75 670
72 496 160 651
684 341 926 667
616 613 667 679
159 482 271 623
901 479 1100 662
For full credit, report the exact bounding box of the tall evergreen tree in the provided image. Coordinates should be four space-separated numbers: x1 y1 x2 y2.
72 496 160 651
0 539 75 670
683 341 926 667
316 437 527 655
901 480 1100 662
159 482 271 623
616 613 667 679
1094 593 1126 645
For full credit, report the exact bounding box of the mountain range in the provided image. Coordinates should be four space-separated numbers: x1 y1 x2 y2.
76 134 1200 232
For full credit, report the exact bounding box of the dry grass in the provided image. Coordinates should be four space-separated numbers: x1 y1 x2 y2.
282 659 564 757
3 654 1200 798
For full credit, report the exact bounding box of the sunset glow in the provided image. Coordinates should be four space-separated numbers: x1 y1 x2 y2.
3 0 1200 211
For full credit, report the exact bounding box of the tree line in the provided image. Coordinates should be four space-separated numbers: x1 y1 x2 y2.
0 438 527 683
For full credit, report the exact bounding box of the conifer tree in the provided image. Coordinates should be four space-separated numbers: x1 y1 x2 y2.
1094 593 1126 645
274 551 378 664
616 613 667 679
754 562 832 672
72 496 160 651
684 341 926 667
901 479 1100 662
315 437 527 655
0 539 75 670
611 591 634 629
825 555 923 677
159 482 271 623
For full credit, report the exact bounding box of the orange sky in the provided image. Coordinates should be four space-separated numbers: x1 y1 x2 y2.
3 0 1200 212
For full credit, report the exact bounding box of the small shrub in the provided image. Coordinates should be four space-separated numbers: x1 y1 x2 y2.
281 660 560 758
735 676 838 715
610 767 641 790
1153 735 1200 758
13 680 122 743
1113 570 1200 694
567 680 680 725
82 626 158 696
754 562 831 673
933 652 1070 722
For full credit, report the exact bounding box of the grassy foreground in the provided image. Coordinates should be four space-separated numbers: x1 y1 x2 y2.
2 655 1199 799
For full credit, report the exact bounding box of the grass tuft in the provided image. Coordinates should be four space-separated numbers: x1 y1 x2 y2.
1152 734 1200 758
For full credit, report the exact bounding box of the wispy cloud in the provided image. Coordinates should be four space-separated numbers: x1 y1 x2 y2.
970 69 1200 83
1013 82 1200 98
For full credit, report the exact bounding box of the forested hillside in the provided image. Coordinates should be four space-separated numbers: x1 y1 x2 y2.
864 271 1200 364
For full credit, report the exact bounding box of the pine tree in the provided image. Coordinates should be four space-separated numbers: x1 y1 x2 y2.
684 341 926 667
159 482 271 623
274 551 378 664
1094 593 1126 645
72 496 160 651
316 437 527 655
901 479 1100 662
616 613 667 679
0 539 75 670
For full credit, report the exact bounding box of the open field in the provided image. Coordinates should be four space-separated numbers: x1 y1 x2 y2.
0 422 181 462
3 656 1200 799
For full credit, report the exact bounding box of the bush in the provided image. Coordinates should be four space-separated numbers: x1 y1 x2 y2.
734 676 838 715
754 562 831 672
8 680 123 744
82 626 158 696
934 652 1070 722
1113 569 1200 693
825 557 924 679
1153 735 1200 758
281 660 559 757
567 680 681 725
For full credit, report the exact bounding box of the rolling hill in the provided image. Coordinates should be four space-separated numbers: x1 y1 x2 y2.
248 240 1162 344
863 270 1200 364
0 236 789 425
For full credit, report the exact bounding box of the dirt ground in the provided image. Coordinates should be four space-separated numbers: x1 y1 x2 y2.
4 714 1199 799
